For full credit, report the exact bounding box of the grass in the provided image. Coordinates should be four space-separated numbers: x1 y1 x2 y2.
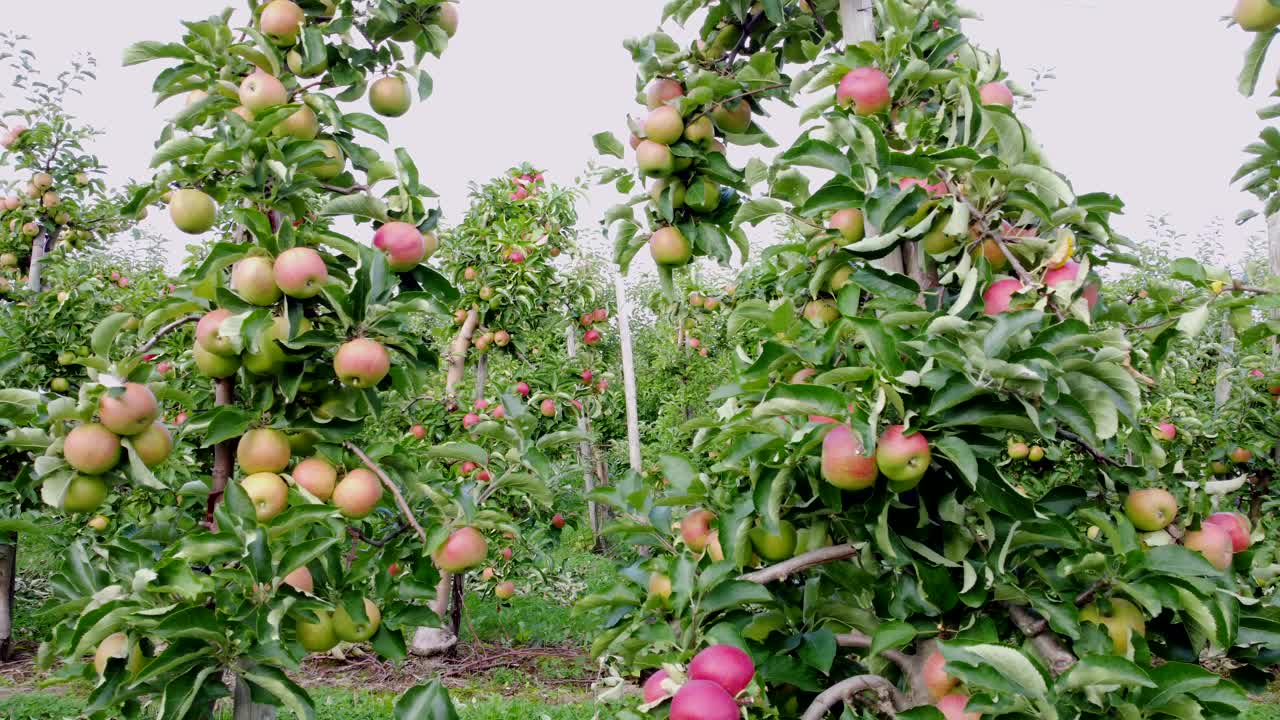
0 688 598 719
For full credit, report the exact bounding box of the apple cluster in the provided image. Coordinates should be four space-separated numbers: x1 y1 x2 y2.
631 78 746 268
820 423 931 493
641 644 756 720
53 383 173 514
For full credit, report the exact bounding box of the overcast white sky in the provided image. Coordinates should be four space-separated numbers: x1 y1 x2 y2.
1 1 1269 277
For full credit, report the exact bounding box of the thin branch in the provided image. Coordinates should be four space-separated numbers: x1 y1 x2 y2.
1055 429 1120 467
137 314 200 354
345 442 428 544
801 674 906 720
719 11 764 68
1004 603 1075 676
1074 579 1107 607
347 522 408 548
739 543 856 583
318 182 370 195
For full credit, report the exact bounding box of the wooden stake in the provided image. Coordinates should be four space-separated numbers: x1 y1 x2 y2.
233 674 275 720
0 538 14 662
615 275 642 472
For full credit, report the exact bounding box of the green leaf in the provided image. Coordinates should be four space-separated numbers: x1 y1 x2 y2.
868 620 916 659
342 113 389 141
277 537 338 579
1239 28 1278 97
592 132 625 159
425 442 487 465
734 198 785 228
798 629 837 673
395 680 460 720
238 665 315 720
319 193 390 221
91 312 134 358
1061 655 1155 691
932 436 978 489
123 41 195 66
150 137 208 168
701 580 774 613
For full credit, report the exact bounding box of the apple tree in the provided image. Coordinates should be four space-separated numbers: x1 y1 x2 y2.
582 1 1273 718
6 1 470 716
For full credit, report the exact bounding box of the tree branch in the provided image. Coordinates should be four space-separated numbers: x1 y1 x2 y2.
739 543 857 583
344 442 428 544
801 674 906 720
1055 429 1120 467
347 523 407 548
1003 603 1076 676
137 314 200 354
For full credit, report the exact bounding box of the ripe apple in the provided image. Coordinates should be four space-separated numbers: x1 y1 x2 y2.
681 509 716 553
194 344 241 378
196 309 235 356
1043 260 1098 311
242 472 288 522
260 0 304 45
273 103 320 141
1236 0 1280 31
669 680 738 720
821 425 877 490
636 140 676 177
310 139 346 179
803 299 839 325
493 330 510 346
923 651 959 700
369 76 412 117
516 382 531 397
132 422 173 467
239 70 288 115
1152 422 1177 442
373 221 428 271
749 521 797 562
1210 460 1230 475
648 573 672 600
982 278 1022 315
689 644 755 694
237 428 291 474
273 246 328 298
980 81 1014 108
936 693 980 720
684 115 714 145
1204 512 1252 553
540 398 556 417
332 468 383 518
99 383 160 436
827 208 865 244
64 423 122 475
60 474 108 513
87 515 109 532
502 547 513 560
232 256 282 306
837 67 891 115
1230 447 1253 463
495 581 516 600
643 669 671 703
169 188 217 234
463 412 481 429
876 425 930 491
296 611 338 652
333 598 382 642
283 566 314 594
433 527 488 572
644 106 685 145
409 424 426 440
552 513 566 529
1007 440 1029 460
334 338 390 387
584 329 601 345
1027 445 1045 462
1079 597 1146 653
1184 523 1234 570
434 2 459 36
649 226 691 266
292 456 337 501
645 78 684 108
711 99 751 134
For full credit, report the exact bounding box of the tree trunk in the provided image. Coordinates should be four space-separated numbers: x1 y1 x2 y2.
26 229 49 293
232 674 275 720
615 275 642 472
411 310 479 657
205 378 236 527
1214 324 1234 409
0 536 15 662
566 327 602 545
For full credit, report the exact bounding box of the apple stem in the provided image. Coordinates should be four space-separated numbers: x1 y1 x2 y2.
137 314 200 354
345 441 428 544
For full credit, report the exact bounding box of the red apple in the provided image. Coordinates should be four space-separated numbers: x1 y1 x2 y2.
434 527 487 572
979 82 1014 108
837 67 891 115
936 693 981 720
923 651 958 701
875 425 930 491
669 680 739 720
1204 512 1252 553
681 509 716 553
333 338 390 388
1184 524 1234 570
645 78 684 109
982 278 1022 315
1124 488 1177 531
821 425 877 490
642 670 671 703
516 382 531 397
274 247 328 299
373 221 433 271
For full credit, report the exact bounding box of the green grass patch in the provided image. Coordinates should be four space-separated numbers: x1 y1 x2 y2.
0 688 597 720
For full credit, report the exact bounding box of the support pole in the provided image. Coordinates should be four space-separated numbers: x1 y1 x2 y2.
233 675 275 720
566 326 602 545
615 275 642 472
0 537 14 661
